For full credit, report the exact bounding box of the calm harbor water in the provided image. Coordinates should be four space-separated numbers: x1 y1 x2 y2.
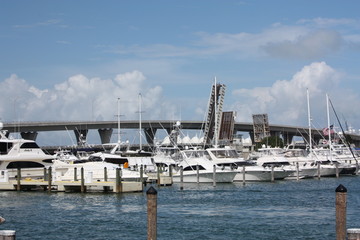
1 176 360 239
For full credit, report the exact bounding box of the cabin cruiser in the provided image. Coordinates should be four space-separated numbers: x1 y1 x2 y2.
171 149 237 183
0 128 54 181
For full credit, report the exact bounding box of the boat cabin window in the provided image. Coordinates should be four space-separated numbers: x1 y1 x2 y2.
211 149 239 158
183 165 206 171
0 142 13 154
20 142 41 149
7 161 45 169
104 157 128 165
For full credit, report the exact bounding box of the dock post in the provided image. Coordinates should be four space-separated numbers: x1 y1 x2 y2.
104 167 108 182
157 165 160 185
147 186 157 240
74 167 78 181
196 165 199 184
140 165 144 183
271 165 275 182
43 167 47 181
317 162 321 179
80 167 85 193
242 165 246 185
180 166 184 190
336 184 347 240
48 167 52 192
169 165 173 184
16 168 21 191
213 165 216 187
116 168 122 193
0 230 16 240
296 162 300 181
347 229 360 240
336 162 339 178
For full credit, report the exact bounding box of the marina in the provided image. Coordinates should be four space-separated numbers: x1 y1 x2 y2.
0 176 360 239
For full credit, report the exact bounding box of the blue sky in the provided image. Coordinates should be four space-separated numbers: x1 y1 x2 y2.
1 0 360 145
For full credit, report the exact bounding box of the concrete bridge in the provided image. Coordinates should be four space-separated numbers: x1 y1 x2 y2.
2 120 360 147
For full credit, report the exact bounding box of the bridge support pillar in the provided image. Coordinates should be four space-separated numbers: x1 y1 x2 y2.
21 131 38 141
145 128 157 145
282 133 295 145
98 128 113 144
74 129 88 146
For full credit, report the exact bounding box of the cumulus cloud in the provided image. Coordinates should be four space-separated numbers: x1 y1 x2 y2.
230 62 357 128
0 71 177 123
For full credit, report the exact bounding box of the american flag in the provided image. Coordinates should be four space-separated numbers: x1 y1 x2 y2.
322 125 334 136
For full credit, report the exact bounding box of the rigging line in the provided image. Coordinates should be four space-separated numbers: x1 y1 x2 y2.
328 97 358 163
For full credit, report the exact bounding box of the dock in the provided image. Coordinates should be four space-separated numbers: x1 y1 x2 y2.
0 178 143 193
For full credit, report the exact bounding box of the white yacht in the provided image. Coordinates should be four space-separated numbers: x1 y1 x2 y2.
172 149 237 183
0 128 53 180
182 147 294 181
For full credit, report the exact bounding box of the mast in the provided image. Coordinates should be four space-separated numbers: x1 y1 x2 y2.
214 77 218 147
117 97 121 146
138 93 142 151
326 94 332 161
307 89 312 152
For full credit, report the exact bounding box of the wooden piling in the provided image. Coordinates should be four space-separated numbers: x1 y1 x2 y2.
168 165 173 185
48 167 52 192
336 163 339 178
0 230 16 240
213 165 216 187
180 166 184 190
336 184 347 240
104 167 108 182
147 186 157 240
317 162 321 179
115 168 122 193
80 167 85 193
347 228 360 240
16 168 21 191
296 162 299 181
43 167 47 181
74 167 78 181
140 165 144 183
242 165 246 185
196 165 199 184
271 165 275 182
157 166 160 185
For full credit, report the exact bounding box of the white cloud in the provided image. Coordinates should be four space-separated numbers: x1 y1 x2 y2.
0 71 175 123
230 62 355 128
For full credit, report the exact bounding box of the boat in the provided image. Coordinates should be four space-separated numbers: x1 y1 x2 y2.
172 149 237 183
0 128 54 181
182 147 294 181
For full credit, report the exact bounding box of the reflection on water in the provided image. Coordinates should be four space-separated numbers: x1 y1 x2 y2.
0 176 359 239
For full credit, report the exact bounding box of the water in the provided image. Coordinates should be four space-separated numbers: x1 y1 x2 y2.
1 176 360 239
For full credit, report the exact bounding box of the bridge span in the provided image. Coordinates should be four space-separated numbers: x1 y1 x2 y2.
2 120 360 147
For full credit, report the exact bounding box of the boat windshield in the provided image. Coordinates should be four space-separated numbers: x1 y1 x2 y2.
210 149 239 158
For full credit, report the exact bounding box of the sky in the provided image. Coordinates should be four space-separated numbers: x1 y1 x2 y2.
1 0 360 145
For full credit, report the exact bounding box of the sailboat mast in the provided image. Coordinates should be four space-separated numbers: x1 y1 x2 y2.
117 97 121 145
139 93 142 151
307 89 312 151
326 94 332 161
214 77 218 147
